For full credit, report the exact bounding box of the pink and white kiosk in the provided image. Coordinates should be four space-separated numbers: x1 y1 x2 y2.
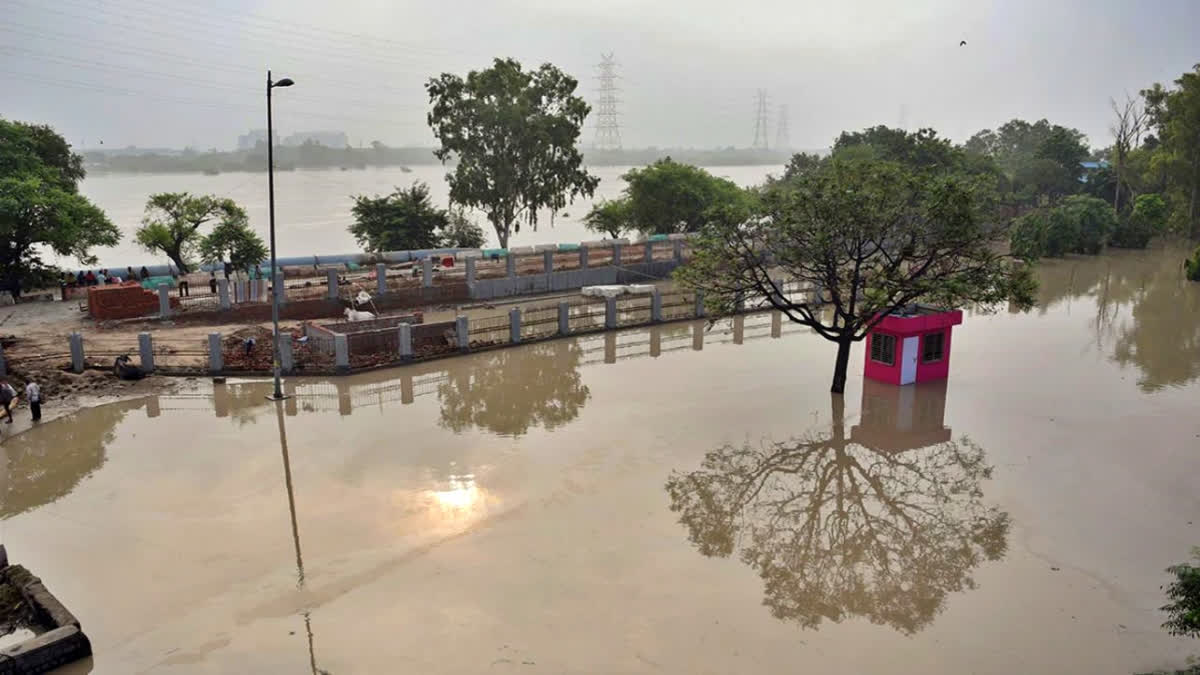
863 305 963 386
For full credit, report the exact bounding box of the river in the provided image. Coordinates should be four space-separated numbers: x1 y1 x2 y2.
2 245 1198 673
73 165 785 269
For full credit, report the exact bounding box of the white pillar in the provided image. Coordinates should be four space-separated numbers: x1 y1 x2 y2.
422 257 433 288
334 334 349 373
217 278 231 310
158 285 171 317
208 333 223 373
455 315 469 351
398 322 413 360
377 263 388 295
69 332 85 373
138 332 154 372
509 308 522 344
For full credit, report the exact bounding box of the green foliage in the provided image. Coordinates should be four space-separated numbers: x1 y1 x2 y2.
198 218 267 271
621 158 747 235
780 152 823 180
0 119 118 298
1186 245 1200 281
1009 196 1116 258
440 207 486 249
1112 193 1170 248
964 118 1090 205
426 57 599 248
349 182 447 253
1162 548 1200 638
833 126 962 171
135 193 246 273
1060 195 1117 254
678 158 1036 393
582 198 632 239
1009 211 1049 260
1140 65 1200 237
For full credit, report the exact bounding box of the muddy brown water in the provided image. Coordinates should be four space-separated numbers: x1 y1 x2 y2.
1 245 1199 674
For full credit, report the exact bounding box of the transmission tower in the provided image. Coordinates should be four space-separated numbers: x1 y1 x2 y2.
752 89 770 150
593 53 622 151
775 104 790 150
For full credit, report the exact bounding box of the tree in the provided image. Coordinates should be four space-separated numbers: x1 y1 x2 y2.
440 207 486 248
780 152 824 180
582 198 632 239
1110 95 1147 213
349 182 447 253
426 57 599 249
964 118 1090 205
834 126 962 172
1111 193 1169 248
1162 548 1200 638
665 394 1008 634
0 119 118 299
198 218 267 271
677 158 1036 394
621 158 747 235
1141 65 1200 237
1009 196 1116 258
135 193 246 273
1060 195 1117 254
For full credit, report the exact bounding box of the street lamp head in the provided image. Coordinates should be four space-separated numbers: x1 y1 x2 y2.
273 77 295 88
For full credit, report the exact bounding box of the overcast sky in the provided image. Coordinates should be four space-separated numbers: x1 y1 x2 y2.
2 0 1197 152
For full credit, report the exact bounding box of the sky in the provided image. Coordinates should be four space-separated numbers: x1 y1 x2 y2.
2 0 1198 152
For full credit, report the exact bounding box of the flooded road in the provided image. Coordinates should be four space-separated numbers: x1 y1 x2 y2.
2 245 1199 674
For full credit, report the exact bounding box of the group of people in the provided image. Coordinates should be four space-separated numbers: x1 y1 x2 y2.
65 266 151 288
0 377 42 426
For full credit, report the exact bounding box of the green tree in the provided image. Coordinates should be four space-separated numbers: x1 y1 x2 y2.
834 126 962 171
1060 195 1117 254
677 158 1036 394
440 207 486 249
582 198 632 239
349 182 447 253
1112 193 1170 248
0 119 118 298
1162 548 1200 638
1009 210 1050 260
964 118 1089 205
621 158 747 235
135 193 246 273
426 57 599 249
198 218 267 271
779 151 823 180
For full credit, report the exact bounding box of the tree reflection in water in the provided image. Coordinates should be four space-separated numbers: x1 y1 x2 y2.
665 383 1008 634
438 340 591 436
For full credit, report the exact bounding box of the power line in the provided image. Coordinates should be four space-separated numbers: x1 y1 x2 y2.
593 53 622 151
776 103 790 151
752 89 770 151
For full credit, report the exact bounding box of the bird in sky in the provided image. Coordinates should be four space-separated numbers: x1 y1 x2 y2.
959 40 967 46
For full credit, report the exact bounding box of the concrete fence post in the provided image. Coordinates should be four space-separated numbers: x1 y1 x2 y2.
506 253 516 279
327 269 339 300
694 292 706 318
650 327 661 358
509 308 522 344
158 285 171 317
612 243 623 267
644 240 654 263
455 315 469 351
69 332 85 373
771 311 782 338
673 239 684 262
605 296 618 329
604 332 617 364
250 279 260 303
231 279 241 304
217 278 231 310
422 257 433 288
274 272 286 305
692 321 704 351
376 263 388 296
579 246 589 269
138 332 155 373
543 249 554 274
208 333 223 373
334 334 349 374
398 322 413 360
465 257 476 287
558 301 570 335
651 289 663 322
733 315 745 345
279 333 294 374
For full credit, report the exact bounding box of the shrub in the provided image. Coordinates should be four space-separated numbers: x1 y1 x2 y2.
1162 548 1200 638
1112 193 1170 249
1186 246 1200 282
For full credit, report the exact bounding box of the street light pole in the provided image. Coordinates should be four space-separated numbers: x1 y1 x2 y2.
266 69 293 400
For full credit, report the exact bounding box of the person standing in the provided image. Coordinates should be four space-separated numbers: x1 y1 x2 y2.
127 266 137 282
0 379 17 424
24 379 41 422
209 270 218 295
140 266 150 281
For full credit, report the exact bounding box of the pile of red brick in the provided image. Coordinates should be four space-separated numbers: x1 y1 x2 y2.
87 282 178 321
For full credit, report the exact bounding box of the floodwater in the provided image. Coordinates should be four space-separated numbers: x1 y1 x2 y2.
73 164 784 269
2 245 1199 674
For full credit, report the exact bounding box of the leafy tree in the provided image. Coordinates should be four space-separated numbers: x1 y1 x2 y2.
779 151 824 180
677 158 1036 394
1061 195 1117 254
348 182 447 253
621 158 747 235
833 126 962 171
0 119 118 299
1010 196 1116 258
135 193 246 273
426 57 599 248
964 118 1090 205
1162 548 1200 638
1009 210 1050 260
198 218 267 271
1146 65 1200 237
582 198 632 239
1112 193 1170 248
440 207 486 249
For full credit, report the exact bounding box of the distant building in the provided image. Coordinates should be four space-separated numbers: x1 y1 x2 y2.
283 130 349 148
237 129 278 150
